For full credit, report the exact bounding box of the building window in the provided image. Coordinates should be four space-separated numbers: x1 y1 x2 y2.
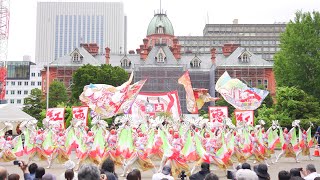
38 82 42 86
11 82 15 86
121 58 131 67
155 48 166 63
6 81 8 86
10 99 14 104
18 82 22 86
264 79 268 89
10 90 15 95
190 57 201 67
5 90 8 95
248 80 252 87
238 52 250 63
17 99 22 104
157 26 164 34
31 81 35 86
257 80 262 86
31 73 35 77
24 82 28 86
24 90 28 95
38 73 41 77
18 90 22 95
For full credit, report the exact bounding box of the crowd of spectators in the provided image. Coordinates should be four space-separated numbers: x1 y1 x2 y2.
0 160 319 180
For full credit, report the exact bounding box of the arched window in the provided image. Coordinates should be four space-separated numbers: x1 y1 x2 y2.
157 26 164 34
191 57 201 67
72 53 79 62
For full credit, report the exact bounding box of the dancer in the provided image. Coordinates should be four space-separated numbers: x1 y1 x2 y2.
276 125 299 163
296 126 313 161
121 129 155 177
0 136 16 162
101 129 123 167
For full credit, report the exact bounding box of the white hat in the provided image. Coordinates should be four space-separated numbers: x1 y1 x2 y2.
63 160 75 170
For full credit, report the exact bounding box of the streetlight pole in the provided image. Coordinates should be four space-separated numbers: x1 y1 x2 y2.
46 61 50 110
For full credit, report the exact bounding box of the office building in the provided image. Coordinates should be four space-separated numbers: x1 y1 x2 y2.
178 20 286 61
35 2 125 63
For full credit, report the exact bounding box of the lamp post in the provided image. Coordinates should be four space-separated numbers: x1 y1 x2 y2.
46 60 54 110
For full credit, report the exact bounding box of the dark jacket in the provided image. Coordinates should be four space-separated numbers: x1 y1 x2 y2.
189 170 210 180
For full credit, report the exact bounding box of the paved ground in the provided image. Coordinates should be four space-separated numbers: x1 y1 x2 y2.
1 149 320 180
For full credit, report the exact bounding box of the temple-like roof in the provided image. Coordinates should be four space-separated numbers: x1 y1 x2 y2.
147 13 174 36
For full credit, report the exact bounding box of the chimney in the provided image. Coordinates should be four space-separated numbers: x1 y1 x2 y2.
211 48 216 64
143 38 148 47
81 43 99 56
222 43 240 56
136 48 141 54
105 47 110 64
129 50 135 54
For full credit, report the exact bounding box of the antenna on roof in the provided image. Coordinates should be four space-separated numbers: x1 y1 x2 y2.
160 0 162 13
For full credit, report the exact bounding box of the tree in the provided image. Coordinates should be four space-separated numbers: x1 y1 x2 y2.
23 88 44 121
275 86 320 120
274 11 320 99
71 64 128 101
48 81 68 108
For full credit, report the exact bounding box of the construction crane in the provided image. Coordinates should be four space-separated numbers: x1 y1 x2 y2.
0 0 10 103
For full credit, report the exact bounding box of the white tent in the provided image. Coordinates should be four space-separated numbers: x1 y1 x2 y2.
0 104 37 134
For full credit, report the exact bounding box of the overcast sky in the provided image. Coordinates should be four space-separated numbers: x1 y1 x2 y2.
7 0 320 61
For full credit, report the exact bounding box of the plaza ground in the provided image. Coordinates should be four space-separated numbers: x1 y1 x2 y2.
1 149 319 179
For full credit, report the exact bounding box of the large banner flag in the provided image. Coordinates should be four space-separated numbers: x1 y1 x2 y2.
215 71 269 110
208 106 228 126
178 71 198 114
79 73 133 118
131 91 182 122
193 88 219 110
118 79 147 114
46 108 65 129
235 110 254 126
72 106 89 126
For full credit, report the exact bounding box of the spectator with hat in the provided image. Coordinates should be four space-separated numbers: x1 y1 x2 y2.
152 165 174 180
254 164 270 180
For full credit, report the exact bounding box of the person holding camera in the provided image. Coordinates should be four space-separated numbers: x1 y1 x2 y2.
189 162 210 180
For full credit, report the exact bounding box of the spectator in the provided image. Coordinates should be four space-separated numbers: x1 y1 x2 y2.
126 171 140 180
301 164 320 180
28 163 38 179
132 169 141 180
290 168 302 177
8 173 20 180
314 178 320 180
0 166 8 180
60 160 77 180
78 164 100 180
290 177 304 180
100 158 118 180
65 169 74 180
254 164 270 180
236 169 258 180
242 163 251 170
152 165 174 180
189 162 210 180
35 167 45 179
42 173 56 180
278 170 291 180
204 173 219 180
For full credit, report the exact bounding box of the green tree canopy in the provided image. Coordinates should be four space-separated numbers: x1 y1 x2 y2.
48 81 68 108
71 64 128 101
23 88 44 121
274 11 320 99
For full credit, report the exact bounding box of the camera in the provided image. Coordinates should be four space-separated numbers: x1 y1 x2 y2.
13 160 20 166
227 170 236 179
179 170 187 180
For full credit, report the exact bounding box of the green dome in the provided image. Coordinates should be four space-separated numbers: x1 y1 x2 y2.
147 14 174 36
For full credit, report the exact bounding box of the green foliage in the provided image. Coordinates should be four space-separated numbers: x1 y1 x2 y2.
256 86 320 129
48 81 68 108
199 110 209 119
71 64 128 101
23 88 44 121
274 11 320 99
275 86 320 120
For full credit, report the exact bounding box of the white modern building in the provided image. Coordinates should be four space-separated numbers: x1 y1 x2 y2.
5 61 42 109
35 2 125 63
